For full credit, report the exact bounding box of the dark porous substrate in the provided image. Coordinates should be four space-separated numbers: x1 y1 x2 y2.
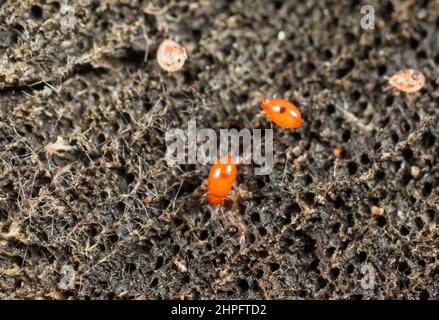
0 0 438 299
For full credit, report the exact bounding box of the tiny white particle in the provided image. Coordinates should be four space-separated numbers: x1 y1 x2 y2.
277 31 286 41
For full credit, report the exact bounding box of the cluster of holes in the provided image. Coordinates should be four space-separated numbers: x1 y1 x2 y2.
303 192 315 205
125 262 136 273
199 229 208 240
376 215 386 227
422 182 432 197
30 5 43 19
422 131 436 149
342 129 351 142
401 147 414 162
414 217 424 230
333 196 344 209
360 154 370 165
336 58 355 79
346 161 358 175
329 267 340 280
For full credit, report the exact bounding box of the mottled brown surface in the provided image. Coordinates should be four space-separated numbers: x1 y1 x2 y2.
0 0 438 299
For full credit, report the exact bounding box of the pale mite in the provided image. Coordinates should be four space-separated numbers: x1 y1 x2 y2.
157 39 187 72
388 69 425 93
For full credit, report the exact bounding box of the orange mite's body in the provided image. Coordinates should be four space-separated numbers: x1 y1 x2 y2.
388 69 425 93
260 97 302 129
207 156 236 205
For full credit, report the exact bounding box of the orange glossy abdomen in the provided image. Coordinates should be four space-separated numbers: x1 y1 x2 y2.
207 156 236 205
261 97 301 129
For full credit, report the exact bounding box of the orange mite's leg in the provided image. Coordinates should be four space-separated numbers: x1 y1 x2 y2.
383 85 393 92
259 110 267 117
230 188 241 211
259 100 268 117
404 93 413 107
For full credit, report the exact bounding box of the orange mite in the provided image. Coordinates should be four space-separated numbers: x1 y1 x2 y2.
260 97 302 129
388 69 425 93
207 156 236 205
